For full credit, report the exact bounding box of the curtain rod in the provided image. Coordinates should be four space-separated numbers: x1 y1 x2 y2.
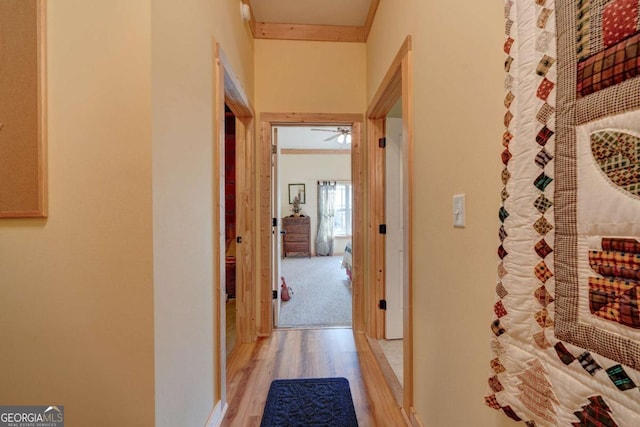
317 180 351 185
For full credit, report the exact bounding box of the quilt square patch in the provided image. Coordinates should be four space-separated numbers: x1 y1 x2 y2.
485 394 501 410
577 33 640 98
496 282 509 299
502 168 511 185
606 364 637 390
489 375 505 392
535 261 554 283
505 37 515 54
554 342 577 365
534 172 553 191
572 396 619 426
578 352 603 376
495 300 508 318
533 216 553 235
535 285 555 306
535 148 554 169
492 319 506 336
498 244 509 260
537 78 556 101
602 0 639 48
491 357 507 374
535 239 553 258
536 103 555 123
536 125 555 146
537 8 553 29
537 55 556 76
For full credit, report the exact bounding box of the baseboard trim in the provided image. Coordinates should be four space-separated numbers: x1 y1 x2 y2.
205 401 227 427
409 407 424 427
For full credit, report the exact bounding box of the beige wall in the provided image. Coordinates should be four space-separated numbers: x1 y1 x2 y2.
367 1 521 426
0 1 155 425
255 39 366 113
152 0 254 426
0 1 253 425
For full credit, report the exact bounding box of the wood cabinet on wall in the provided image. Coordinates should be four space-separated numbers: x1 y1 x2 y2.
282 215 311 258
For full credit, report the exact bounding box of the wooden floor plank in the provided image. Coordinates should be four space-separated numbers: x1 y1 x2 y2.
222 328 406 426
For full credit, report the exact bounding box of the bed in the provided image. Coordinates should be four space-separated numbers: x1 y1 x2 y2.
341 241 352 281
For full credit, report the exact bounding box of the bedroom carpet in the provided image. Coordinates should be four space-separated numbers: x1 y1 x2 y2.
260 377 358 427
279 255 352 328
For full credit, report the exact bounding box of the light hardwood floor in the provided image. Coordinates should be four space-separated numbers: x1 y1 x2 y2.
222 328 407 426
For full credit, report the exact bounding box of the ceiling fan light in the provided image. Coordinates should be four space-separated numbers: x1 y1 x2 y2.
346 134 352 144
338 134 345 144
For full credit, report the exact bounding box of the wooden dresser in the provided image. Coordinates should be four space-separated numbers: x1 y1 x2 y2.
282 215 311 258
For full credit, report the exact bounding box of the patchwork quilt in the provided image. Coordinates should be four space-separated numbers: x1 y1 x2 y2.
488 0 640 425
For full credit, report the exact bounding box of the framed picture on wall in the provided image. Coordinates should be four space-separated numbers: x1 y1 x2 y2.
288 184 305 204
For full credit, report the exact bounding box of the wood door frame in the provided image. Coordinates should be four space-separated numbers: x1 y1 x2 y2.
258 113 365 336
367 36 416 423
214 44 256 411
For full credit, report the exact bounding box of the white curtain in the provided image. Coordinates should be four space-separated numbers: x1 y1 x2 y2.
315 181 336 256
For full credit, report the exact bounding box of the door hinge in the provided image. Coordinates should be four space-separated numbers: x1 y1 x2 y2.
272 145 277 154
272 217 277 227
272 290 278 300
378 137 386 148
379 224 387 234
379 299 387 310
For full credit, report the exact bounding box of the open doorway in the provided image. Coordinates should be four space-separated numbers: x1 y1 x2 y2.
224 104 238 357
259 113 365 337
365 35 414 418
377 98 404 389
274 125 353 328
212 44 255 424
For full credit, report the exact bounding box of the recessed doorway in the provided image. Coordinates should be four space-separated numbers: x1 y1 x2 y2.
273 125 353 329
258 113 365 336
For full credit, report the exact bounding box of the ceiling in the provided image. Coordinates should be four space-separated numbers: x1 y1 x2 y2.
249 0 372 26
276 126 352 151
244 0 379 42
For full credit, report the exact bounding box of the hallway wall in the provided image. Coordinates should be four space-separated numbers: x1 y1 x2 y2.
254 40 366 113
0 1 254 425
152 1 254 426
0 1 155 425
367 1 521 426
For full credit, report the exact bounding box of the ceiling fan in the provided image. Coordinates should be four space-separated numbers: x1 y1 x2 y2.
310 126 352 144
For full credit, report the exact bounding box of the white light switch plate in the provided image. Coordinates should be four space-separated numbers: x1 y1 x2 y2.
453 194 465 228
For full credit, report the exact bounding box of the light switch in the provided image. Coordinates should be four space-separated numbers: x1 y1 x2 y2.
453 194 465 228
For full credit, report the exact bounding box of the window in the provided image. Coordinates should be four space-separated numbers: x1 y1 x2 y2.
334 182 352 236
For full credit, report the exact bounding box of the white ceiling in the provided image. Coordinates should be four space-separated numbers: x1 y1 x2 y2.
276 126 352 150
249 0 372 26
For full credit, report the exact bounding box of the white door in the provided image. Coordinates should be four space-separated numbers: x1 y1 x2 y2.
385 118 404 339
271 128 283 326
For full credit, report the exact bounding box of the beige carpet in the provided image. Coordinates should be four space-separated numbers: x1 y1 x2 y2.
278 255 352 328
